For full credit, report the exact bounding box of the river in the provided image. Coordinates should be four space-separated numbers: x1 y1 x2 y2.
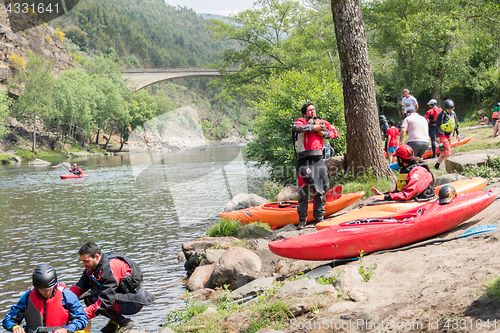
0 144 269 332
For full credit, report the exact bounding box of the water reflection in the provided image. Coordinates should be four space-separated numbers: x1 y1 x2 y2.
0 146 268 332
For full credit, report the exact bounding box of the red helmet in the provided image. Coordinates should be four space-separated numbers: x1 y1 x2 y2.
394 145 414 160
73 163 77 168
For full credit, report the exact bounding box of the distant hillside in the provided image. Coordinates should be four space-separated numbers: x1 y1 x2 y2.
54 0 238 67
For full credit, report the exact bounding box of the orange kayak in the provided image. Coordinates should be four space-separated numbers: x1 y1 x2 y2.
316 177 487 230
421 136 471 159
220 186 365 228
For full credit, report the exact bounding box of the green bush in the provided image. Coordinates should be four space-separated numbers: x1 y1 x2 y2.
0 153 11 165
245 69 345 181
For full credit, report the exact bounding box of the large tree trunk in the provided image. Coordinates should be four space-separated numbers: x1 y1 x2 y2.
331 0 393 179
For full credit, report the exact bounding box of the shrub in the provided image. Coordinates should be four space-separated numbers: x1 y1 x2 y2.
53 28 65 42
9 53 27 70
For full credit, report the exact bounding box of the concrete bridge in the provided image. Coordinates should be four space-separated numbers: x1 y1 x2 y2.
122 68 223 91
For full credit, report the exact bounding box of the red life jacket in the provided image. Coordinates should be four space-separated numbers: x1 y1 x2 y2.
295 117 326 157
25 285 70 333
493 112 500 120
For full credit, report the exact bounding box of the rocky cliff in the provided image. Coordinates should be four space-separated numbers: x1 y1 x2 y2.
0 4 73 89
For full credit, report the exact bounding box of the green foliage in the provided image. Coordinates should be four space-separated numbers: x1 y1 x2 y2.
9 52 56 152
245 69 345 181
165 293 210 326
13 147 36 160
62 25 88 49
208 0 338 98
263 179 283 202
461 155 500 180
246 301 292 333
0 89 12 137
317 269 340 286
358 250 377 282
363 0 500 115
60 0 236 67
0 153 11 165
206 218 242 237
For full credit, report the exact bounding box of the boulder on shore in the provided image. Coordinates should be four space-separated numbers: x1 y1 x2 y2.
210 247 262 290
28 158 51 166
222 193 268 212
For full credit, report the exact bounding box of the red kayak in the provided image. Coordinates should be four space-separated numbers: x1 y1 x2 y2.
268 190 496 261
60 173 90 179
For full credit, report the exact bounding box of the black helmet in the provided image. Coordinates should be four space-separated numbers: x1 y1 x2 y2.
33 264 58 290
379 115 386 120
438 184 457 205
444 99 455 110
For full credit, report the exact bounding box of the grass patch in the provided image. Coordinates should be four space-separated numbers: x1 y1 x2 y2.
165 283 292 333
206 218 242 237
333 169 394 198
486 277 500 300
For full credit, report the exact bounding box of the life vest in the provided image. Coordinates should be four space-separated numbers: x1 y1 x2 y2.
427 107 442 125
397 163 436 201
103 252 143 294
25 285 69 333
493 112 500 120
295 117 325 157
440 111 457 133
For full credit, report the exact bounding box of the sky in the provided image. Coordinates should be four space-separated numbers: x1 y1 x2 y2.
164 0 256 16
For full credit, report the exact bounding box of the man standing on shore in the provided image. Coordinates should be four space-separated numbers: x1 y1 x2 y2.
292 102 339 229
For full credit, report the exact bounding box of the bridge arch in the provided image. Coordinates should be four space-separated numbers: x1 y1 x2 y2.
122 68 223 91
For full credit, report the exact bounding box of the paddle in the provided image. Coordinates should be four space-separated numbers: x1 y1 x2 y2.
376 224 498 254
59 162 70 170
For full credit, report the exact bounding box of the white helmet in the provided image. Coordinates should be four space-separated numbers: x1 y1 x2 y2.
427 99 437 106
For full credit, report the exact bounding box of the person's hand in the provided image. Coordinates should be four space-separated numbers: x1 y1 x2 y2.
369 195 384 201
370 187 383 195
313 124 325 132
12 326 25 333
457 135 461 142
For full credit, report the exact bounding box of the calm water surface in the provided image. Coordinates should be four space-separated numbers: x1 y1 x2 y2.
0 145 269 332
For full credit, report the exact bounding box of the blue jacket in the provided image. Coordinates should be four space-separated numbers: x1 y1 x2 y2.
2 284 88 333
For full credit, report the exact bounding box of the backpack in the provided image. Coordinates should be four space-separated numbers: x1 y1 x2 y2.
440 111 456 133
104 252 143 294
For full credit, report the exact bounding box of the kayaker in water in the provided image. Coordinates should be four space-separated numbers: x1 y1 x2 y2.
370 145 435 201
69 163 83 176
70 242 154 333
292 102 340 229
2 264 88 333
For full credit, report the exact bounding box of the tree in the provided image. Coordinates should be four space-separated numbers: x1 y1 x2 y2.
0 89 12 137
331 0 393 178
245 69 346 181
208 0 338 98
10 52 55 152
362 0 500 113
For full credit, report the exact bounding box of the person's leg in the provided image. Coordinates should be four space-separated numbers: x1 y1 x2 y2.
435 135 451 169
297 178 309 229
429 126 437 158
